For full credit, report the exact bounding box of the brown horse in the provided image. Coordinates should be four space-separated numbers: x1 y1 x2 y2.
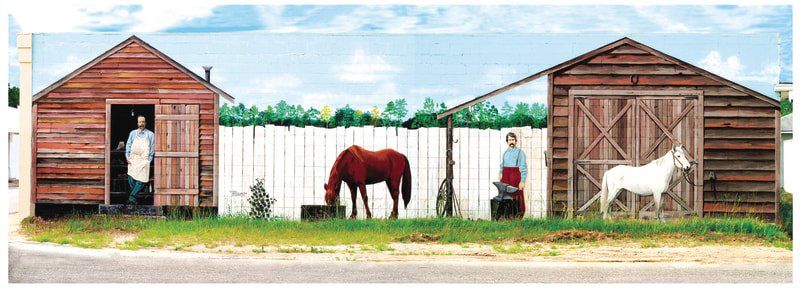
324 145 412 219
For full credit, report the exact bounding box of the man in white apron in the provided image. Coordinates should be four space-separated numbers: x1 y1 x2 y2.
125 115 155 204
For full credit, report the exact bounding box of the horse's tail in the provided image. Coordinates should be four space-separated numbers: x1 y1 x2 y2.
401 154 412 209
599 172 609 218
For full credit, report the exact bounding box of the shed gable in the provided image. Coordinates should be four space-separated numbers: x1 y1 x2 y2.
555 44 724 87
32 35 234 102
51 42 208 93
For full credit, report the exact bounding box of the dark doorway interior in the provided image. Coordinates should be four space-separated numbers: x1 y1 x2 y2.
109 104 155 205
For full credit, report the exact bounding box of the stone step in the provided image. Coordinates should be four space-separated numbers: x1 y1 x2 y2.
99 204 164 216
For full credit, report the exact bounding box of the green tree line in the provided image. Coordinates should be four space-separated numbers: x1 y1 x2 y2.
219 97 547 129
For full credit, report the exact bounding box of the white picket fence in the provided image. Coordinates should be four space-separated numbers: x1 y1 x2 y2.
218 125 548 220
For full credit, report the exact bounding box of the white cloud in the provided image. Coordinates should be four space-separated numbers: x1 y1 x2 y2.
480 65 519 87
48 55 83 77
128 2 217 32
249 74 302 94
9 0 218 32
698 51 779 84
409 87 459 96
633 6 690 33
298 92 373 110
498 78 549 105
8 49 19 68
335 49 400 83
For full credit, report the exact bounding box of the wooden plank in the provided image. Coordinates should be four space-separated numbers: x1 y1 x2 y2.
586 54 673 64
704 149 774 160
559 86 748 97
704 117 775 129
705 96 775 107
555 75 720 86
704 138 775 150
696 92 704 217
154 152 199 158
608 45 650 55
562 64 697 75
37 153 104 159
154 114 200 121
156 189 199 195
546 74 554 217
704 128 775 139
212 94 220 206
37 186 104 194
702 170 775 182
774 109 781 219
103 103 111 205
709 181 775 192
567 92 575 217
704 159 775 171
36 193 104 201
704 107 776 118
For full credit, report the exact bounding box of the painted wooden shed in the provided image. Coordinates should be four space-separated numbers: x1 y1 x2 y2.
438 37 781 220
31 35 234 208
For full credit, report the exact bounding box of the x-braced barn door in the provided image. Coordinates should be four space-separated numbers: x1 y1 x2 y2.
569 93 635 217
154 104 200 206
568 90 701 218
636 95 700 218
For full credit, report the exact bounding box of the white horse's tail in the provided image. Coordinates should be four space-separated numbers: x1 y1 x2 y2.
600 173 609 218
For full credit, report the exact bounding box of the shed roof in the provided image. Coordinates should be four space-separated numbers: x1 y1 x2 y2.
437 37 779 120
32 35 235 103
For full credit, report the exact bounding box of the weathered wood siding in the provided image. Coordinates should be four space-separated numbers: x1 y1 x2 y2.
548 44 779 219
34 42 218 206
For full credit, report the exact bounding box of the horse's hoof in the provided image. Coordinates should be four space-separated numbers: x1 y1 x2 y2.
349 215 357 219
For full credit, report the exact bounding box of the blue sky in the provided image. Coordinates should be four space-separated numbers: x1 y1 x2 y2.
7 5 792 112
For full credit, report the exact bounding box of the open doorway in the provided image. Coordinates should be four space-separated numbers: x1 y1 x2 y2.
109 104 155 205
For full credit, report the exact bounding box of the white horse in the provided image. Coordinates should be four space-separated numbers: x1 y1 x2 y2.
600 145 696 221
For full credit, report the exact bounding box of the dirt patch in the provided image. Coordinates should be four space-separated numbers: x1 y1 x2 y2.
544 230 608 243
397 233 442 243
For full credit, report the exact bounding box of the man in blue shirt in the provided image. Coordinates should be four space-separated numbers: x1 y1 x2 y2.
125 115 155 204
498 132 527 218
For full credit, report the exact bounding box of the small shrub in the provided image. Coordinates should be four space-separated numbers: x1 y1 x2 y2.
248 178 277 219
779 189 792 237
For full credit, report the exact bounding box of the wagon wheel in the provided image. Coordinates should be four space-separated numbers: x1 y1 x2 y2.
436 179 449 217
436 179 461 218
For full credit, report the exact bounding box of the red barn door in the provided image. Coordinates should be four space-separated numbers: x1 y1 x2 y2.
154 104 200 206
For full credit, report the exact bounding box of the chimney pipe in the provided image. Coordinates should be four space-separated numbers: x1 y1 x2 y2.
202 66 213 82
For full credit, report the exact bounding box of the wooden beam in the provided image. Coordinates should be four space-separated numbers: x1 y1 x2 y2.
696 91 704 217
105 103 111 205
567 90 575 218
546 73 554 217
436 70 550 120
774 109 781 220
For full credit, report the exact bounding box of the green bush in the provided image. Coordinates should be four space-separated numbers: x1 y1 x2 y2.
248 178 277 220
779 189 792 237
780 98 792 116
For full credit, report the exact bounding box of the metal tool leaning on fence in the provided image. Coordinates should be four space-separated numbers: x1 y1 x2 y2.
498 132 527 218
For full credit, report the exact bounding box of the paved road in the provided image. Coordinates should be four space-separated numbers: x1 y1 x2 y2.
8 241 791 283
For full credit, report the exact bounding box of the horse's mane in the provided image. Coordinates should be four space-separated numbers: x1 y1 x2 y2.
647 148 674 168
328 149 349 182
347 145 366 163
